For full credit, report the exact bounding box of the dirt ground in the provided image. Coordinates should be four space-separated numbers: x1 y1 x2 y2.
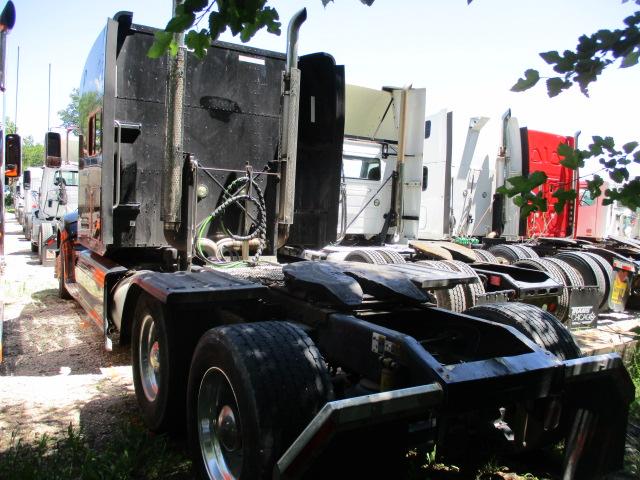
0 213 134 450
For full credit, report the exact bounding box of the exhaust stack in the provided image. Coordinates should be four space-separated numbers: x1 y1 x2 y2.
161 2 186 229
277 8 307 245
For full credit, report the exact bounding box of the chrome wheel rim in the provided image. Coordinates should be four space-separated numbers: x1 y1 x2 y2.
198 367 243 479
138 314 160 402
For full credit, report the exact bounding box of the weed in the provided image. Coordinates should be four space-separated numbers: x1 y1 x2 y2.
629 344 640 421
0 422 191 480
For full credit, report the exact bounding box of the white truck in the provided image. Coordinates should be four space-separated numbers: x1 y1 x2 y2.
30 131 79 265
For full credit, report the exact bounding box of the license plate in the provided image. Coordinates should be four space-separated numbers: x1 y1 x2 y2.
610 270 629 312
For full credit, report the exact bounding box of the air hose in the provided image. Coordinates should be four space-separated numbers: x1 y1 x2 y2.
193 176 267 267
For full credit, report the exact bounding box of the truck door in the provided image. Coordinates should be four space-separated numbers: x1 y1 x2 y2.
418 110 451 240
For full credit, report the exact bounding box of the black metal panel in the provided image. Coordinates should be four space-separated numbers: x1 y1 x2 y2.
183 44 284 249
91 14 285 252
288 53 345 249
129 268 266 304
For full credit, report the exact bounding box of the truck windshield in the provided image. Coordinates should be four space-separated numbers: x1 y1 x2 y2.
59 171 79 186
343 155 381 181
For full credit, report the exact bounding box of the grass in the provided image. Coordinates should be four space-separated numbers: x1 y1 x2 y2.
626 343 640 477
629 338 640 420
0 422 192 480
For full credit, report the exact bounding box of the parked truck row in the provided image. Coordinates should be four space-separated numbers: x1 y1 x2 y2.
31 10 635 480
11 130 79 265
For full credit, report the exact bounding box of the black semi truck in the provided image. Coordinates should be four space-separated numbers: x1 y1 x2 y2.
54 10 633 479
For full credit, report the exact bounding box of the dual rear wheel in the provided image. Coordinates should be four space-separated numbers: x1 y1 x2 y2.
131 305 332 479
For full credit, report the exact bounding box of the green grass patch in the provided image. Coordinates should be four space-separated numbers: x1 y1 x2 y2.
629 342 640 420
0 423 191 480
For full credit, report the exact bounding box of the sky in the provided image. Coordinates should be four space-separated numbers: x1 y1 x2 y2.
2 0 639 175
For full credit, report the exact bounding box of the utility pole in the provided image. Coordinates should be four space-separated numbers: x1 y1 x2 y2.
47 63 51 131
13 44 17 130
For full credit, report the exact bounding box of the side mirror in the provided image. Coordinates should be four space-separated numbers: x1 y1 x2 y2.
44 131 61 168
5 132 21 177
53 177 60 186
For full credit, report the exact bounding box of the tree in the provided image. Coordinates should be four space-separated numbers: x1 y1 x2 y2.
499 0 640 213
4 117 15 134
148 0 374 59
22 135 44 169
58 88 80 129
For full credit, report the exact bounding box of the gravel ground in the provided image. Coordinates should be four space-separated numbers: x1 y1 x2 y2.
0 213 134 450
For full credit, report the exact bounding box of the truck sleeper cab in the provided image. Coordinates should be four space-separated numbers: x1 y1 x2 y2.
56 10 633 480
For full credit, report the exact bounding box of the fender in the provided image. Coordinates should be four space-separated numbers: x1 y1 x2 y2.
110 268 267 345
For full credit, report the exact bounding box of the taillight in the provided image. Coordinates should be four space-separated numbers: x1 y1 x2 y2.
32 203 37 209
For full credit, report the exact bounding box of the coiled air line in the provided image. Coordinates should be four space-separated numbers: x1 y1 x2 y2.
193 176 267 267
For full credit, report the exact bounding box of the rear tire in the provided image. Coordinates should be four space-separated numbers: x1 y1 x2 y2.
473 249 499 263
344 249 387 265
442 260 485 309
418 260 467 312
375 248 406 264
465 302 582 360
132 292 186 432
187 321 332 480
555 251 607 310
487 244 527 264
514 258 570 323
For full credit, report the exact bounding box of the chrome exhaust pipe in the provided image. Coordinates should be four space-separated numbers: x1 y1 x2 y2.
277 8 307 246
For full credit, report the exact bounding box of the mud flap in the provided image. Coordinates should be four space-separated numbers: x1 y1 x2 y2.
561 353 635 479
41 223 57 267
274 383 443 479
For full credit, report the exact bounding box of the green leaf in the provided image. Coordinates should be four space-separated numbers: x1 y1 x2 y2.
528 170 548 187
621 50 639 68
209 11 227 39
586 175 604 199
510 69 540 92
185 30 210 59
165 13 195 33
609 167 629 183
552 188 577 213
168 38 179 56
539 50 561 64
623 141 639 154
496 185 509 195
546 77 571 97
147 31 173 58
557 143 579 169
